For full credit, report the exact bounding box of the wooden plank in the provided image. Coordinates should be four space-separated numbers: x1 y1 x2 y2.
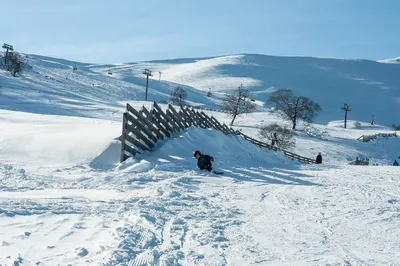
168 104 189 128
223 124 232 133
195 111 209 128
153 102 178 132
125 112 157 145
125 121 154 149
152 108 175 134
186 108 199 126
222 123 231 134
165 104 186 129
136 117 158 143
152 112 171 137
124 141 140 156
151 103 174 132
207 115 222 131
199 111 214 128
165 109 181 131
138 107 164 140
125 112 158 144
142 106 169 139
125 133 149 152
128 105 164 140
193 110 207 128
166 108 185 130
177 110 190 128
142 107 170 138
179 110 191 127
176 109 192 128
210 116 225 131
126 103 136 116
181 107 195 126
192 109 201 127
120 113 128 162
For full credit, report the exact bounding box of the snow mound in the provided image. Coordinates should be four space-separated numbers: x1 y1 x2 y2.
116 127 293 175
378 56 400 64
90 139 121 170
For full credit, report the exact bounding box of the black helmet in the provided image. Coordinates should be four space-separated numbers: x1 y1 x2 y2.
193 150 201 157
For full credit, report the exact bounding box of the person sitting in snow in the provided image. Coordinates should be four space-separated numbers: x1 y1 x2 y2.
394 159 399 166
316 152 322 164
193 150 214 171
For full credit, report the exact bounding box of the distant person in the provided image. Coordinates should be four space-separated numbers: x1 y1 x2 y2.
193 150 214 171
316 152 322 164
394 160 399 166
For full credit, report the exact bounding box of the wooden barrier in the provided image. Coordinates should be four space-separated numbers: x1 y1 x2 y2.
120 102 315 164
357 132 397 142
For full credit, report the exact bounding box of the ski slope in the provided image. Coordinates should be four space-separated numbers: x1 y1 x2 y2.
1 53 399 125
0 53 400 265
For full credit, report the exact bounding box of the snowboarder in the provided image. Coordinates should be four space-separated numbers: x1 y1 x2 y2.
193 150 214 172
394 160 399 166
316 152 322 164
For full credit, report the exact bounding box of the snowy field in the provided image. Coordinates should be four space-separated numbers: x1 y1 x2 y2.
0 54 399 265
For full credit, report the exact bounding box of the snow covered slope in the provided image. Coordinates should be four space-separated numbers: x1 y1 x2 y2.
123 54 400 126
1 53 399 125
1 52 400 265
1 108 399 265
0 54 220 121
379 56 400 64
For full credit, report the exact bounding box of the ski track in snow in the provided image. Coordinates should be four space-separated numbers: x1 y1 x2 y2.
1 135 400 265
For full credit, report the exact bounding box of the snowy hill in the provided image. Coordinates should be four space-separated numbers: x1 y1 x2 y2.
379 56 400 64
124 54 400 126
1 53 399 125
1 52 400 265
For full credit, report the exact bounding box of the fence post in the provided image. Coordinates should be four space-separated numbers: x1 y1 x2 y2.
120 113 128 163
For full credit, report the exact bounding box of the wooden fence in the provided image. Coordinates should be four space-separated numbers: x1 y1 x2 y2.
357 132 397 142
236 132 316 164
120 102 315 164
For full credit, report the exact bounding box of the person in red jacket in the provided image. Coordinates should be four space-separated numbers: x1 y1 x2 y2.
193 150 214 171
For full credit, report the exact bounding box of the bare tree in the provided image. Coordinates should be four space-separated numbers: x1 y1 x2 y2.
4 52 30 77
268 89 321 130
170 86 187 107
222 84 257 126
258 123 295 149
301 122 329 140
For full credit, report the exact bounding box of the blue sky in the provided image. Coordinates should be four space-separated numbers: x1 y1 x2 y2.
1 0 399 63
